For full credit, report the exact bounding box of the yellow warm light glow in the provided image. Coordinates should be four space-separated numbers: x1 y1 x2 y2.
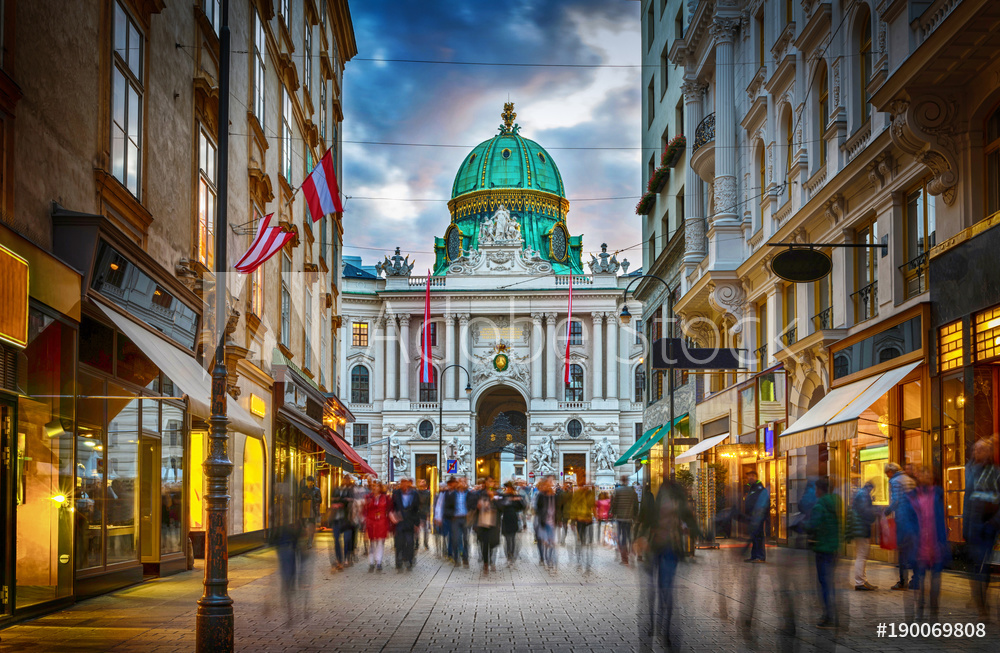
986 317 1000 330
190 431 205 530
50 494 67 503
244 438 265 532
250 393 266 417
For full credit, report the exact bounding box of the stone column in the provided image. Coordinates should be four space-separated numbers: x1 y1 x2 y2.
711 17 740 227
385 316 398 400
458 314 470 396
372 317 384 403
545 313 557 400
398 314 411 402
606 312 619 401
591 312 604 400
339 315 351 399
444 314 456 400
531 313 544 400
681 79 707 275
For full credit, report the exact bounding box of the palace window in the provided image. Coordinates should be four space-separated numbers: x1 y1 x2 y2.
203 0 221 33
350 366 369 404
903 181 935 299
422 322 437 347
320 315 329 388
304 23 312 93
352 322 368 347
565 364 584 402
280 0 290 24
634 318 643 345
854 218 879 322
858 8 873 124
196 127 217 268
353 423 368 447
634 366 645 402
784 110 794 196
419 367 438 403
304 288 313 368
783 284 796 345
568 320 583 345
757 143 767 210
282 86 293 185
111 1 144 197
817 65 829 167
249 209 264 316
280 254 291 348
253 10 266 129
319 82 327 143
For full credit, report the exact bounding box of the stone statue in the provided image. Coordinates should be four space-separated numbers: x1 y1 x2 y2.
389 436 408 475
479 205 522 245
448 437 470 477
531 435 556 475
375 246 415 277
593 436 618 472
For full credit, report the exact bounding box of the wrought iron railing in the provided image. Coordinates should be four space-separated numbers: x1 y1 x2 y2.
852 281 878 322
899 252 929 299
693 112 715 152
781 327 797 347
813 306 833 331
754 344 767 370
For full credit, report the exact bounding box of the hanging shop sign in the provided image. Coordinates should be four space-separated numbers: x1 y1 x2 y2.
0 244 29 348
770 248 832 283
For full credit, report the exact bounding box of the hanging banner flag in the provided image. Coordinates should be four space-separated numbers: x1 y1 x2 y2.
301 148 344 222
234 213 295 273
564 273 573 385
420 270 433 383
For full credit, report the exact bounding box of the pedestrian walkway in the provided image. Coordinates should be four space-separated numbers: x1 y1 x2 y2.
0 535 995 652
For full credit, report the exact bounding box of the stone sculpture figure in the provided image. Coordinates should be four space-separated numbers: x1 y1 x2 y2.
389 436 408 475
593 436 619 472
447 437 471 477
531 435 556 475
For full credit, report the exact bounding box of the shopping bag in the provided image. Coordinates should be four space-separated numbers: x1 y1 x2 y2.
879 516 897 550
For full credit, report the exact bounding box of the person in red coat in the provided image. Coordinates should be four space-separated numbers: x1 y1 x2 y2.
365 482 391 572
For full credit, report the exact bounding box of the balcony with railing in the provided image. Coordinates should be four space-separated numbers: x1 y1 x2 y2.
900 252 928 300
754 344 768 370
558 401 591 411
813 307 833 331
690 112 715 183
852 281 878 322
780 326 797 347
410 402 439 411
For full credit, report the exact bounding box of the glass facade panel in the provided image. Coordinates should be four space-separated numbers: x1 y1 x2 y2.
852 390 891 506
832 316 921 380
15 308 75 608
106 383 139 564
940 373 966 541
901 381 923 468
76 373 105 570
161 403 184 553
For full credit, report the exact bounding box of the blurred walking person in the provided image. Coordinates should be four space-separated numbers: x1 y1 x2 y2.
884 462 917 590
909 466 950 620
964 436 999 618
328 478 355 571
851 480 878 590
417 479 432 552
434 482 448 557
443 476 470 567
743 471 769 562
473 477 501 575
364 482 391 572
499 481 525 566
391 477 420 572
535 476 558 568
635 479 699 649
299 476 322 549
611 475 639 565
556 481 573 546
571 484 596 573
808 478 841 628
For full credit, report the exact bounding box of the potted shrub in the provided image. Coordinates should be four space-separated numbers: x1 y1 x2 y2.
635 191 656 215
661 134 686 168
648 165 670 193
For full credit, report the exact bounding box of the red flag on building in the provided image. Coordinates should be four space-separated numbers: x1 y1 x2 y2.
564 273 573 385
420 270 433 384
233 213 295 273
301 148 343 222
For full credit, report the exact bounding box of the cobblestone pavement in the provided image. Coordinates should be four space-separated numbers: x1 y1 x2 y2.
1 532 997 652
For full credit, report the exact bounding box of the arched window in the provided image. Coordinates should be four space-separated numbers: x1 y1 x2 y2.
634 366 646 402
879 347 901 363
858 7 873 124
986 105 1000 215
419 366 438 402
350 365 369 403
817 65 829 167
784 110 794 195
565 364 584 401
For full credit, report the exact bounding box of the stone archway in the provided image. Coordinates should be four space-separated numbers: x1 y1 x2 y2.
474 385 528 482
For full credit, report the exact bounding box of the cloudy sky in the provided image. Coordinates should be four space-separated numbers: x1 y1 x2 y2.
341 0 643 273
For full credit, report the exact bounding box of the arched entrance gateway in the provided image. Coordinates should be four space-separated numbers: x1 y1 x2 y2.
475 385 527 482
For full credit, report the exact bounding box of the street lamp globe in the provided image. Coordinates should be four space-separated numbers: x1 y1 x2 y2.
465 383 472 395
619 304 632 325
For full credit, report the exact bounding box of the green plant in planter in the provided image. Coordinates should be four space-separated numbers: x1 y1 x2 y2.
661 135 686 167
635 191 656 215
675 468 695 497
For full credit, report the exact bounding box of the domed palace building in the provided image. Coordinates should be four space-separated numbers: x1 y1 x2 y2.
340 105 644 487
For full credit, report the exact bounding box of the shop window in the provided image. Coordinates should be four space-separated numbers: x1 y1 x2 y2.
110 1 144 197
938 321 964 373
901 380 923 468
243 437 265 533
76 373 105 571
116 333 159 389
80 315 114 374
565 364 584 402
350 366 369 403
161 403 184 553
419 366 438 402
106 383 139 565
832 316 921 380
852 389 891 506
16 307 75 608
973 305 1000 362
941 373 966 541
739 384 756 435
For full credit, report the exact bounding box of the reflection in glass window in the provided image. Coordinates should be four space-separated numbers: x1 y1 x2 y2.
106 384 139 564
76 373 106 571
111 1 143 196
565 364 584 401
161 403 184 553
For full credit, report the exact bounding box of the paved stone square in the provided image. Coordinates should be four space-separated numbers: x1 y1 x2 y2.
1 533 996 652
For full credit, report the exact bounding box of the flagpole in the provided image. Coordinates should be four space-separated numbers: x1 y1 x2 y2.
197 0 234 649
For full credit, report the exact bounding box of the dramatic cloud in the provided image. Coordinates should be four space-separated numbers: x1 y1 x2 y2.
342 0 642 271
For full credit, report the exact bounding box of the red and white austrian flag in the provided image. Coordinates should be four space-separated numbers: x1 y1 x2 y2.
302 148 344 222
234 213 295 273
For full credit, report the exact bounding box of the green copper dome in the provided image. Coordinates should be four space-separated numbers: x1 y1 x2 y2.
434 103 583 275
450 133 565 198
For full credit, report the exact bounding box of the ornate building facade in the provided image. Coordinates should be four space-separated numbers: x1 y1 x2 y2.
342 107 643 486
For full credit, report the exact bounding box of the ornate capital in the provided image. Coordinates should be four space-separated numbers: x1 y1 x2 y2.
398 313 411 327
545 312 558 325
824 193 846 226
708 281 748 337
531 312 544 324
866 152 894 190
591 311 605 323
444 313 455 325
889 94 959 205
710 17 740 44
681 80 707 102
457 313 471 327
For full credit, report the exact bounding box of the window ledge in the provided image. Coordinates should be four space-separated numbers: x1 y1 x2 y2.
278 343 294 360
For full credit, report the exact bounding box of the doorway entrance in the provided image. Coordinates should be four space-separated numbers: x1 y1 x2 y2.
475 386 527 483
415 454 437 486
562 453 587 485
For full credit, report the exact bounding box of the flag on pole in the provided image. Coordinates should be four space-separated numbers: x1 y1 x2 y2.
234 214 295 273
420 270 433 384
564 273 573 385
301 148 343 222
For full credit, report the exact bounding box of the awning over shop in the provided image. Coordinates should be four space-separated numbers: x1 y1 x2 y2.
615 424 663 466
97 301 265 438
632 413 689 460
279 408 346 464
780 361 921 451
675 433 730 464
325 428 378 477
